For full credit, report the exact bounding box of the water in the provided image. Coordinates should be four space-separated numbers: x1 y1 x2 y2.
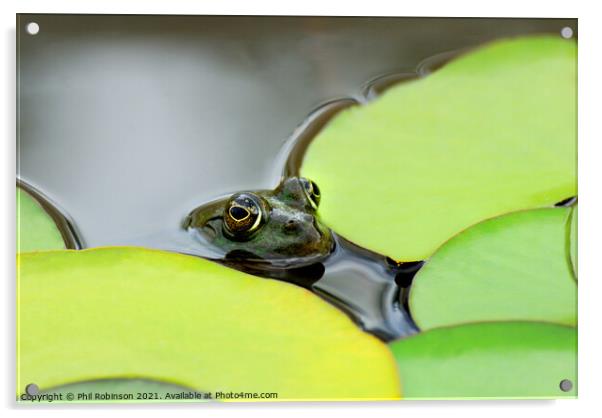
314 234 422 340
17 15 577 341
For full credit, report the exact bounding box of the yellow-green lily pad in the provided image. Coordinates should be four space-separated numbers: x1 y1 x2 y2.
409 208 576 331
17 247 400 401
301 36 576 261
17 187 65 252
390 322 577 399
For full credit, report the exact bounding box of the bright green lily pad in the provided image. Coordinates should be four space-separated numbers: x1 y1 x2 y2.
570 205 577 278
17 188 65 252
17 247 400 401
301 36 577 261
390 322 577 399
409 208 576 330
42 379 207 403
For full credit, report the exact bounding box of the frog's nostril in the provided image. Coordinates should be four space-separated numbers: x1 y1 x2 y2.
284 219 301 234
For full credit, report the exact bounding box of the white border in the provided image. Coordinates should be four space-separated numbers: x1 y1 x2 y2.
3 1 601 417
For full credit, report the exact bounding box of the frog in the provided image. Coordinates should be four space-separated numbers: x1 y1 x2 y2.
184 177 334 282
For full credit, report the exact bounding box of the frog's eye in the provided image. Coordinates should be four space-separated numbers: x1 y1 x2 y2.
223 193 268 240
300 178 321 210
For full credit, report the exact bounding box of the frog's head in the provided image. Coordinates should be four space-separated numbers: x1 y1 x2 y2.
184 177 334 268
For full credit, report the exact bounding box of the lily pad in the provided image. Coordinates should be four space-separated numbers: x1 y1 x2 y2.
390 322 577 399
570 205 577 278
17 188 65 252
301 36 577 261
409 208 576 330
17 248 400 401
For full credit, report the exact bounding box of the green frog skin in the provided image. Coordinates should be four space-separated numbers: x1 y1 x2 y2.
184 177 334 270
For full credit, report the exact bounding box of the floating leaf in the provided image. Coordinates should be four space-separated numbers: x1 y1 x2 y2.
390 322 577 399
17 188 64 252
409 208 576 330
301 36 576 261
17 248 400 401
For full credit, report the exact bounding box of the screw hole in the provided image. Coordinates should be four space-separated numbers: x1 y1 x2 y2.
26 22 40 35
25 383 39 395
559 379 573 392
560 27 573 39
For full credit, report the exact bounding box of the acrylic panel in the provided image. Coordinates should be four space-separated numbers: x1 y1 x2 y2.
16 14 577 402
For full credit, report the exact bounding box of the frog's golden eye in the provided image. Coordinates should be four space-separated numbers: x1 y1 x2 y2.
300 178 321 210
223 193 267 240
